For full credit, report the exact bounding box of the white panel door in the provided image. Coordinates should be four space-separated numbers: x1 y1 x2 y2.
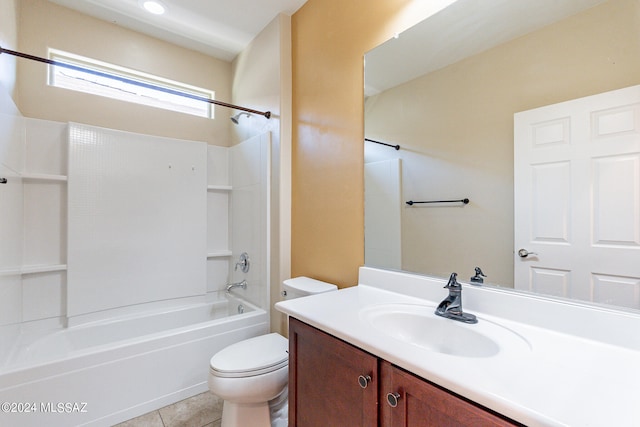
515 85 640 309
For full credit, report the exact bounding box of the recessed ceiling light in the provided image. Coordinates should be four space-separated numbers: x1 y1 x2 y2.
141 0 166 15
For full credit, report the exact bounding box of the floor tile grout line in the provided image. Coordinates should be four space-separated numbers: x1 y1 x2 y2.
115 391 222 426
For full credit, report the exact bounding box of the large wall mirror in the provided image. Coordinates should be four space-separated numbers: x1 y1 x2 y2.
364 0 640 311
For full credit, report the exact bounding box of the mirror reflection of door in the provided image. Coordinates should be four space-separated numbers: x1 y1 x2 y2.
514 85 640 309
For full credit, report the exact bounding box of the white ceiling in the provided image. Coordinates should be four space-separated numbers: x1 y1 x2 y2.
48 0 309 61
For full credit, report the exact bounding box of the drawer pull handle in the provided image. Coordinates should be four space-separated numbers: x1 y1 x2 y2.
357 375 372 389
386 392 401 407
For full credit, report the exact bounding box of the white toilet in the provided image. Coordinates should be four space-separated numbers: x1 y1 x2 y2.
208 277 338 427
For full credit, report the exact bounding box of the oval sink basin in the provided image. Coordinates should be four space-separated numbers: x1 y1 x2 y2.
359 303 530 358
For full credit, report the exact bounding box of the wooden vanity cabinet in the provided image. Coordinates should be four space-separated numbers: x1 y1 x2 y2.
289 317 522 427
380 361 520 427
288 317 379 426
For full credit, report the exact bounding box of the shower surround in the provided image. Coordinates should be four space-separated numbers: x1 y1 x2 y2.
0 102 271 425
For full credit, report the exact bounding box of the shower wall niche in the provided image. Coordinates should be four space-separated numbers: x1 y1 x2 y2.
0 113 270 329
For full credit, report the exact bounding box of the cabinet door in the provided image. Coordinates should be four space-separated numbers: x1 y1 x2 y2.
289 318 378 427
380 361 521 427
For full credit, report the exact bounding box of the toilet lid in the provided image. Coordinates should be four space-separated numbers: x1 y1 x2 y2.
209 333 288 378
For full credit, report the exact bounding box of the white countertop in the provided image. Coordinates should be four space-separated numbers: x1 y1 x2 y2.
275 267 640 427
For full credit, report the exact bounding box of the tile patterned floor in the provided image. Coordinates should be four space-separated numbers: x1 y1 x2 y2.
113 392 223 427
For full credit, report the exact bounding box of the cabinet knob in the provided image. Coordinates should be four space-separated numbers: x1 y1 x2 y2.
357 375 372 389
386 392 401 408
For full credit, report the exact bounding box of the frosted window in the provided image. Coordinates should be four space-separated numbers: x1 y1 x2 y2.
48 49 214 118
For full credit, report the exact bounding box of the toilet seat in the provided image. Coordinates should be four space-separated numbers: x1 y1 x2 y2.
210 333 288 378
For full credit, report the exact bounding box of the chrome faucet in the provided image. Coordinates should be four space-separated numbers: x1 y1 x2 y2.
470 267 486 285
435 273 477 324
225 279 247 294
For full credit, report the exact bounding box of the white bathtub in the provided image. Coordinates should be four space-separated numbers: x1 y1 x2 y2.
0 294 268 427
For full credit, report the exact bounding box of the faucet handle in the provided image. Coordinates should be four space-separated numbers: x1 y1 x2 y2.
234 252 250 273
470 267 486 284
444 272 460 288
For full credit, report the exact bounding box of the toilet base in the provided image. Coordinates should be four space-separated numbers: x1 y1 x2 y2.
221 401 270 427
269 386 288 427
219 388 288 427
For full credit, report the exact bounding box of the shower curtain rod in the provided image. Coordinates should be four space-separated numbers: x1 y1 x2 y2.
365 138 400 150
0 46 271 119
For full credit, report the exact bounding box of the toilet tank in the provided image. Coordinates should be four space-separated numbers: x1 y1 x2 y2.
282 277 337 300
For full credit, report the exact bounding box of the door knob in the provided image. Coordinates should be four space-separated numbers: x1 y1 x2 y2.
357 375 371 389
386 392 401 407
518 248 538 258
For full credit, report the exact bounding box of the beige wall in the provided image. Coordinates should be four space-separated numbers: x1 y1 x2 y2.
291 0 455 288
17 0 232 145
231 14 292 333
0 0 19 100
365 0 640 286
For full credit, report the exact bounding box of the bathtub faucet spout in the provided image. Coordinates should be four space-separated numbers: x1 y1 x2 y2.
225 280 248 294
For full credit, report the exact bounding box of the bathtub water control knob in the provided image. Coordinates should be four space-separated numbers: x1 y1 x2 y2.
235 252 250 273
358 375 371 389
386 392 401 408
